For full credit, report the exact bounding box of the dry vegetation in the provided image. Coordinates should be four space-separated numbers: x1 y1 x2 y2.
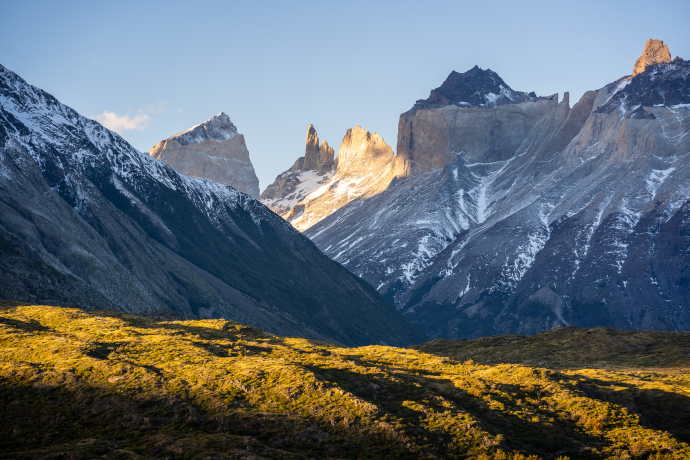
1 301 689 459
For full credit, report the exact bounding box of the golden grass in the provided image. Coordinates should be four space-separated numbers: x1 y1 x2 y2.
1 302 689 459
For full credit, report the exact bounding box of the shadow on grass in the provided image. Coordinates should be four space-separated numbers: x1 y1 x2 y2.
3 306 689 459
301 364 609 459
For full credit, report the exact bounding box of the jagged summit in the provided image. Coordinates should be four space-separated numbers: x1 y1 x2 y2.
633 39 672 76
291 124 335 174
408 66 545 114
336 126 394 166
260 124 405 231
168 111 239 146
259 124 336 215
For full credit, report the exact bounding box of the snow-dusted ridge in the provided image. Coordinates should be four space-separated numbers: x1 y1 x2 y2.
306 59 690 339
0 64 277 234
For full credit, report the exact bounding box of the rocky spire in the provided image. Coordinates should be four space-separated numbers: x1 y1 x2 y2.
303 124 321 171
318 140 335 174
291 124 335 174
633 39 672 76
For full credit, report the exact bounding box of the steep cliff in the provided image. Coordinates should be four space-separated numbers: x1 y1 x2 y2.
150 112 260 197
397 66 557 173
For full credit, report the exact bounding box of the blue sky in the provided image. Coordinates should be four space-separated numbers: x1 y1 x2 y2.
2 0 689 191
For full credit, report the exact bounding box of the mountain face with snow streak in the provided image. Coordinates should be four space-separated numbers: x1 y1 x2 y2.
150 112 261 197
0 64 425 347
259 124 335 216
264 126 407 232
306 47 690 339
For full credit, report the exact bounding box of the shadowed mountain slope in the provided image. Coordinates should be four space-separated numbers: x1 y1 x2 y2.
0 64 425 347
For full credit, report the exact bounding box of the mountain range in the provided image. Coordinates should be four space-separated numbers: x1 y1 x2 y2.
0 63 425 347
1 38 688 344
261 39 690 340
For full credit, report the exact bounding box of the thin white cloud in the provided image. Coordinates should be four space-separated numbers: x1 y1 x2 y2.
93 110 150 133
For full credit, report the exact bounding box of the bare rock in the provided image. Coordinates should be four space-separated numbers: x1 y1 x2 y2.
260 125 336 216
283 126 407 231
150 112 260 197
632 39 672 76
299 124 335 174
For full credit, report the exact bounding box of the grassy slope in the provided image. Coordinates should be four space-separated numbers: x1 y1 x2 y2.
1 302 689 460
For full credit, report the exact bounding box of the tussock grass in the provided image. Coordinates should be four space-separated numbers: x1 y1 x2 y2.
0 302 688 459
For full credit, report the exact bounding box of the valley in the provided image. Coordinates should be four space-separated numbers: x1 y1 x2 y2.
1 28 689 459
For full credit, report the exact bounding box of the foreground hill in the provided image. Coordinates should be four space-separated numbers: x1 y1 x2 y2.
415 326 690 370
1 302 690 459
0 63 424 347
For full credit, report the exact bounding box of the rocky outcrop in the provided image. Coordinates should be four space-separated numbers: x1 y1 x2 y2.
632 39 672 76
306 42 690 340
283 126 407 231
287 126 335 175
260 125 336 216
299 124 335 174
397 67 557 173
150 112 260 197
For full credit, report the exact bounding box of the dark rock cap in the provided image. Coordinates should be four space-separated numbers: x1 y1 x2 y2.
407 66 547 114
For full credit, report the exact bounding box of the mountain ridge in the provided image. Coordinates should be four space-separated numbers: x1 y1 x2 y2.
0 63 426 347
304 42 690 340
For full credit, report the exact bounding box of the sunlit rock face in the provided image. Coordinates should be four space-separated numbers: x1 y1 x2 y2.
150 112 260 197
632 39 672 76
300 124 335 174
260 124 336 216
306 44 690 340
277 126 407 231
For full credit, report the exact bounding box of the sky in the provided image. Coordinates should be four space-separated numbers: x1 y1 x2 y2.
2 0 689 192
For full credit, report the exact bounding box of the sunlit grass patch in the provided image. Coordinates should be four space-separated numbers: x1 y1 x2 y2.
1 302 689 459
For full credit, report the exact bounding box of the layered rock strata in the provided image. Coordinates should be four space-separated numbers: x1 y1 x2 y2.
397 66 557 173
150 112 260 197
